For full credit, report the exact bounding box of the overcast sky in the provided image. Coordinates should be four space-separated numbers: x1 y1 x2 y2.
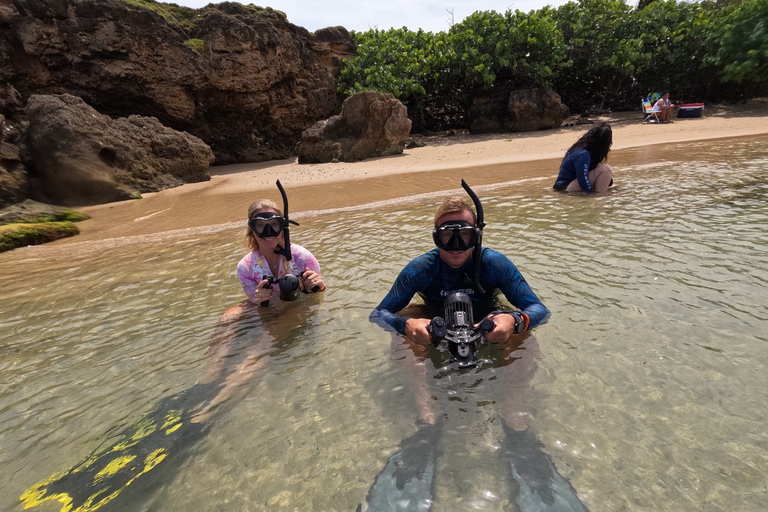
170 0 573 33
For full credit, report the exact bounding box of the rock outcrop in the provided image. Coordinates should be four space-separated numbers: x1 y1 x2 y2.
468 86 570 134
296 91 411 163
0 0 356 165
0 113 27 208
25 94 214 206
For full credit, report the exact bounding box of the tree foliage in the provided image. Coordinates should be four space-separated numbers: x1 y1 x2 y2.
707 0 768 88
338 0 768 131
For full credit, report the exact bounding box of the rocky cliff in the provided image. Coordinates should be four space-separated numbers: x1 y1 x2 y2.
0 0 356 165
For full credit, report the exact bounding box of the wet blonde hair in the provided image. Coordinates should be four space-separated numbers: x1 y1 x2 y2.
433 196 477 226
245 199 283 252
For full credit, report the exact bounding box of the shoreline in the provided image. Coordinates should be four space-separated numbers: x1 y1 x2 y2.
65 100 768 243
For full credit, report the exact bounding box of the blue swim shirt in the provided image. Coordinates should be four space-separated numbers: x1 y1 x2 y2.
370 247 550 334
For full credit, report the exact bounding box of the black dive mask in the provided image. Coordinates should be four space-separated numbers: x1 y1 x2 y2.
249 212 286 239
433 220 480 251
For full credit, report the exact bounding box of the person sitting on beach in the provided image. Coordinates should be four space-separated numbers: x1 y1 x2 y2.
553 122 614 193
238 198 325 305
652 91 675 123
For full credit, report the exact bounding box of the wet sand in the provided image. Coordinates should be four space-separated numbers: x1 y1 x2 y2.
70 100 768 243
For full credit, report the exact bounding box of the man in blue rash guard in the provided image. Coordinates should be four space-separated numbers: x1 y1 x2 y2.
370 196 549 344
361 193 590 512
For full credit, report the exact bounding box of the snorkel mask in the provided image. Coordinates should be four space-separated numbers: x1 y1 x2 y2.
432 180 487 295
433 220 479 251
249 212 286 239
247 180 299 255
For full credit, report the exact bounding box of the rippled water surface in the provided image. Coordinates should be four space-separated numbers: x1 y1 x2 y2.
1 136 767 512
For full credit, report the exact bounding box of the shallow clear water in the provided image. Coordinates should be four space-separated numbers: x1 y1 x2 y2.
1 135 767 512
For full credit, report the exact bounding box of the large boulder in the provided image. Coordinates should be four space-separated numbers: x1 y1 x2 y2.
296 91 411 163
469 86 570 134
0 0 356 164
25 94 214 206
0 113 28 209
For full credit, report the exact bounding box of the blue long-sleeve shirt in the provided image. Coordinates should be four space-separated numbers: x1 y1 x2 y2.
553 148 593 192
370 247 550 334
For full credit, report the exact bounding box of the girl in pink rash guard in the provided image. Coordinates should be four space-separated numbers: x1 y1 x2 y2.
237 198 324 305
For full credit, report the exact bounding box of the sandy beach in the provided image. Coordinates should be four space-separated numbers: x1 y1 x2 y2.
73 99 768 243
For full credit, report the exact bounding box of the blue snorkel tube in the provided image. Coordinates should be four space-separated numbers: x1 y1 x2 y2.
461 179 486 295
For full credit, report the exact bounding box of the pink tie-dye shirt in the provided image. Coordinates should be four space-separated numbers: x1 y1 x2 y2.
236 244 321 303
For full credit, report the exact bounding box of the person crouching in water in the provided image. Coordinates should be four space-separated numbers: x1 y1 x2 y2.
238 199 325 305
553 122 614 193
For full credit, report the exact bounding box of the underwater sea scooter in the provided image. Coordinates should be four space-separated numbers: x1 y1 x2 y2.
257 180 320 306
429 292 495 367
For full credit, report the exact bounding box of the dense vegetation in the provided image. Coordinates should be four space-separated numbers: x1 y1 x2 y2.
339 0 768 131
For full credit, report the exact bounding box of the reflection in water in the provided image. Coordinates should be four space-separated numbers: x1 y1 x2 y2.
1 136 767 512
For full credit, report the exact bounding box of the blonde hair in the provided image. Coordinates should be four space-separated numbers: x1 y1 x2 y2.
433 196 476 226
245 199 283 252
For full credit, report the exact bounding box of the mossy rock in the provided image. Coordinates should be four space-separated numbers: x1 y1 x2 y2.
120 0 199 31
14 210 91 224
0 222 80 253
184 38 206 53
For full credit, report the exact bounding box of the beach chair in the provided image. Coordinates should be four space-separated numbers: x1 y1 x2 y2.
642 98 660 124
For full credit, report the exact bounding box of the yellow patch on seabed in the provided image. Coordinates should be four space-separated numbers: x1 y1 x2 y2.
130 418 157 441
19 483 73 510
19 484 117 512
19 449 170 512
162 409 184 434
94 455 138 482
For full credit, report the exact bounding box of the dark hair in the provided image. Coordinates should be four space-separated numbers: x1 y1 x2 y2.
565 122 612 170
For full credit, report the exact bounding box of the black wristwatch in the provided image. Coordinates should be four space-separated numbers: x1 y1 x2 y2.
511 311 525 334
491 310 526 334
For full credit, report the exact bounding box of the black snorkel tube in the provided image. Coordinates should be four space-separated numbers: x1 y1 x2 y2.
276 179 298 261
260 180 321 306
260 180 301 306
461 179 486 296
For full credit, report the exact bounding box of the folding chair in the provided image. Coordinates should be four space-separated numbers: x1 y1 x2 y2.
642 98 660 124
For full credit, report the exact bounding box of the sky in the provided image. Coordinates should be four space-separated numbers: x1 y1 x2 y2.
169 0 573 34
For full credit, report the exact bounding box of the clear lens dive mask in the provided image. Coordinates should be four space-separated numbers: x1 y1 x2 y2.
432 220 480 251
248 212 286 238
